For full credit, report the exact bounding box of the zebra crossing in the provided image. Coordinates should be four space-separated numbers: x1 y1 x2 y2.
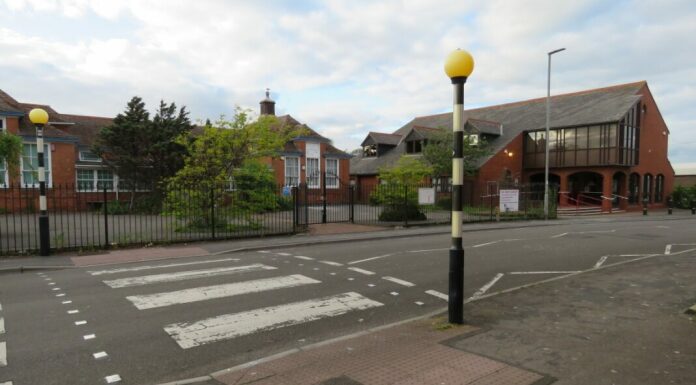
88 256 385 350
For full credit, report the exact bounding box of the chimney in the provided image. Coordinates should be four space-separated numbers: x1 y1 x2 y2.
260 88 275 116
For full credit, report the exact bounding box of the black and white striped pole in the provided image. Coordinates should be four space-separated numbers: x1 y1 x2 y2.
29 108 50 256
444 49 474 324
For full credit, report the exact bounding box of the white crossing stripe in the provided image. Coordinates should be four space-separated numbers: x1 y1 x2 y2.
509 271 580 275
93 351 108 359
105 374 122 383
127 275 321 310
347 267 375 276
84 334 96 340
164 292 383 349
382 276 415 287
103 264 276 288
0 317 4 335
87 257 241 276
425 290 448 301
75 321 87 326
67 310 80 315
293 256 314 261
320 261 343 267
0 381 13 385
471 273 504 298
0 341 6 367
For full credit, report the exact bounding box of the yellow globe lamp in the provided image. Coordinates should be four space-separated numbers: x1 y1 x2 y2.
444 49 475 80
29 108 49 126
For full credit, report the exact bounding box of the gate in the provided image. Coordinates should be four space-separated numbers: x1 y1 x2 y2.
294 172 354 226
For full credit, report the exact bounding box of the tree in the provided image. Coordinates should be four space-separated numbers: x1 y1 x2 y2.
147 100 193 186
371 156 433 221
0 131 22 178
421 128 491 187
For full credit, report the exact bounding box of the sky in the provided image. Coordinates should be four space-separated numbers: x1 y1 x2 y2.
1 0 695 164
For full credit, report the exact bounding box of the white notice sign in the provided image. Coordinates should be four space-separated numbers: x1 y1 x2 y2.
499 189 519 212
418 188 435 205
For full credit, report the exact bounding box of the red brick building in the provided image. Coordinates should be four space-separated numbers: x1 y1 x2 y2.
350 81 675 212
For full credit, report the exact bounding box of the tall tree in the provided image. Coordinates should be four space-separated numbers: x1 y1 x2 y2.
421 128 491 186
147 100 193 187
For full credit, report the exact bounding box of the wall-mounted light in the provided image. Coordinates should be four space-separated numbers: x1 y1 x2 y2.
504 149 514 158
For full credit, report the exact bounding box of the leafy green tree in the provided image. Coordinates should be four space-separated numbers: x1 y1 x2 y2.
147 100 193 186
0 131 22 178
421 128 491 187
371 156 433 221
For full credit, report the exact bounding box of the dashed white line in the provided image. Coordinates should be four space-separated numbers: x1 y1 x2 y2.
390 292 399 296
594 256 609 269
126 275 321 310
293 256 314 261
56 293 65 297
348 253 393 265
407 248 448 253
471 273 504 299
257 250 271 254
164 292 383 349
382 276 415 287
551 232 568 238
415 301 424 306
74 321 87 326
276 252 292 256
472 240 501 248
665 244 672 255
320 261 343 267
425 290 448 301
93 351 108 359
83 334 96 340
61 300 73 305
105 374 122 383
87 257 241 276
51 288 61 291
347 267 375 276
509 271 581 275
48 282 56 285
103 264 276 288
67 310 80 315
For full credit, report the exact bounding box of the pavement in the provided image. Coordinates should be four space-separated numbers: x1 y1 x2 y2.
0 212 696 385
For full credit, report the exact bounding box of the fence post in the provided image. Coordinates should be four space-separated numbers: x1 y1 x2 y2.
349 185 355 223
103 188 109 249
210 188 216 240
292 186 298 233
403 184 409 227
322 172 327 224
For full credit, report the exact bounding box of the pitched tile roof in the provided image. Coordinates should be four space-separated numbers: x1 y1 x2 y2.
351 81 647 176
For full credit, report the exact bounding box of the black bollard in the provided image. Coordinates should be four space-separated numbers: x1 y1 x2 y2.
643 197 648 216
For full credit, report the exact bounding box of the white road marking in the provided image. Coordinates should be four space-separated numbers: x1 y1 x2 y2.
293 256 314 261
127 275 321 310
382 276 415 287
347 278 355 281
367 284 376 287
407 248 448 253
103 264 276 288
620 254 653 257
551 232 568 238
164 292 383 349
0 341 6 367
83 334 96 340
390 292 399 296
74 321 87 326
415 301 424 306
51 288 60 291
509 271 581 275
67 310 79 315
320 261 343 267
425 290 448 301
257 250 271 253
313 268 320 271
330 272 336 276
594 256 609 269
48 282 55 285
0 317 4 335
657 225 669 229
61 300 72 305
0 381 12 385
105 374 122 383
93 351 108 359
472 240 501 248
665 244 672 255
276 252 292 256
348 254 393 265
347 267 375 275
87 257 241 276
56 293 65 297
471 273 504 299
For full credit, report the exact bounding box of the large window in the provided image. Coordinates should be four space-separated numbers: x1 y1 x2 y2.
406 140 427 154
307 158 320 188
326 158 339 188
20 143 51 187
77 169 115 191
284 157 299 186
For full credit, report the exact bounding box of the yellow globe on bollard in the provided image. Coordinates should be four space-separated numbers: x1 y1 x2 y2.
444 49 475 79
29 108 49 125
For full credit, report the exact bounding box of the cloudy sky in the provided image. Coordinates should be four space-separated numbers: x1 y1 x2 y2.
1 0 695 164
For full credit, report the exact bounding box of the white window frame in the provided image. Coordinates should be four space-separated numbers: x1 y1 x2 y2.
284 156 300 187
0 160 8 188
325 158 339 189
79 150 102 162
306 157 320 189
20 143 52 188
76 168 116 192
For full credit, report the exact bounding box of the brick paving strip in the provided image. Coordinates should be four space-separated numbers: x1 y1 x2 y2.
211 317 552 385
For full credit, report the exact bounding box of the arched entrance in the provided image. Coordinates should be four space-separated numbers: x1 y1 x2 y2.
612 172 627 209
628 173 640 204
529 173 561 201
568 172 603 205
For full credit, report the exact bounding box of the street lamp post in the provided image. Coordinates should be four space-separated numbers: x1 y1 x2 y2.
29 108 50 256
444 48 474 324
544 48 565 220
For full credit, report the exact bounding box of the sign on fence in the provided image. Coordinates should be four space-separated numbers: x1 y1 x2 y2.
418 187 435 205
500 189 519 212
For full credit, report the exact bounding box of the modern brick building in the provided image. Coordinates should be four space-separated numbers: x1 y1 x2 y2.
350 81 675 212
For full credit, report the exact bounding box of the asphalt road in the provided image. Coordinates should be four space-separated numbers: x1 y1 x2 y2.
0 216 694 385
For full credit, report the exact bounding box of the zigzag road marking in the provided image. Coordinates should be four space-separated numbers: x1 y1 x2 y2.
164 292 383 349
127 275 321 310
103 264 276 288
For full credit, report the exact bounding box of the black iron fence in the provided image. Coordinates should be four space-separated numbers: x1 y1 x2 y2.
0 182 556 255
